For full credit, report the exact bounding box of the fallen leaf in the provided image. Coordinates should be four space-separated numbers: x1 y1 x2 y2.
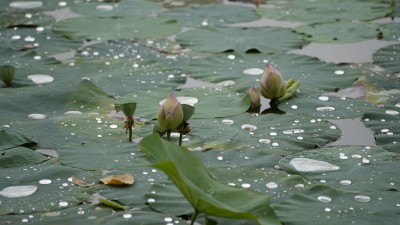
100 174 134 186
71 176 93 187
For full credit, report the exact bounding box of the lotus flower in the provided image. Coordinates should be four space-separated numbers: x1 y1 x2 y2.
248 86 261 109
259 64 286 100
157 94 184 132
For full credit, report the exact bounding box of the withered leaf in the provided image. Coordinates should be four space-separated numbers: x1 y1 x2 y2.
99 174 134 186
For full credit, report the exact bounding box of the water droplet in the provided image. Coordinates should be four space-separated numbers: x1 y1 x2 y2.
147 198 155 203
64 111 82 116
24 36 35 42
96 4 113 11
291 105 298 110
27 74 54 84
243 68 263 76
122 213 132 219
11 35 21 40
289 158 340 172
319 96 329 101
395 103 400 108
385 110 399 116
272 142 279 147
28 114 47 120
159 96 198 107
221 119 234 125
241 183 251 188
317 196 332 203
109 124 118 129
283 129 304 134
294 184 304 188
324 207 331 212
340 180 352 185
0 185 38 198
266 182 278 189
362 158 370 164
58 1 67 7
22 218 29 223
201 20 208 26
352 154 362 159
39 179 52 184
259 139 271 144
217 156 223 161
59 201 68 207
97 134 102 138
77 209 85 215
334 70 344 75
354 195 370 203
217 80 235 87
241 124 257 131
164 217 173 222
227 54 236 60
316 106 335 112
9 1 43 9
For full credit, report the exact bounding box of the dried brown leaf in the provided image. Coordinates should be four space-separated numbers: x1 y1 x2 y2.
100 174 134 186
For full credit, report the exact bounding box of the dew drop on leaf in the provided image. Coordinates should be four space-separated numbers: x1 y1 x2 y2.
27 75 54 84
28 113 47 120
39 179 52 184
123 213 132 219
317 196 332 203
241 124 257 131
354 195 370 203
334 70 344 75
242 68 263 76
9 1 43 9
339 180 352 185
259 139 271 144
221 119 234 125
266 182 278 189
0 185 38 198
289 158 340 172
318 96 329 101
316 106 335 112
385 110 399 116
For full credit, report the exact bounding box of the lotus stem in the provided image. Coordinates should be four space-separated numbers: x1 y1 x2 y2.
189 210 199 225
179 131 183 146
166 130 171 141
126 116 134 142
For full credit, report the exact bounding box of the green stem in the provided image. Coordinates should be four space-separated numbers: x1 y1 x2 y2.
127 116 134 142
166 130 171 141
128 126 132 142
189 210 199 225
179 131 183 146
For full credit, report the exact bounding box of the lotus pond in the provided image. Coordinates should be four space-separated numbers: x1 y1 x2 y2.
1 0 400 224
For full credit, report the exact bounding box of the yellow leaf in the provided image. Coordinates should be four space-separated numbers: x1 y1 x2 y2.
100 174 134 186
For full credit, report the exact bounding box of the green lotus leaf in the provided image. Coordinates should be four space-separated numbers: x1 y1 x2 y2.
53 16 182 41
274 185 400 225
139 133 282 225
362 106 400 153
0 127 37 151
163 4 260 27
185 112 340 152
295 22 390 43
70 0 163 17
373 43 400 73
176 27 305 53
256 0 394 23
184 53 361 94
0 160 100 215
278 146 400 193
0 146 48 167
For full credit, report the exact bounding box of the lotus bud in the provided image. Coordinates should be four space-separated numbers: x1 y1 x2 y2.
157 94 184 132
0 65 15 87
259 64 286 100
248 86 261 109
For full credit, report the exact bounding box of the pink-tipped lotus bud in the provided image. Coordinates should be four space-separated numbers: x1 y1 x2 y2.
157 94 184 131
248 86 260 108
259 64 286 100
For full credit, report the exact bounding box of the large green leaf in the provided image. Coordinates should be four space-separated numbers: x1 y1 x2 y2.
53 16 181 41
139 133 282 225
176 27 305 53
163 4 260 27
256 0 394 23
